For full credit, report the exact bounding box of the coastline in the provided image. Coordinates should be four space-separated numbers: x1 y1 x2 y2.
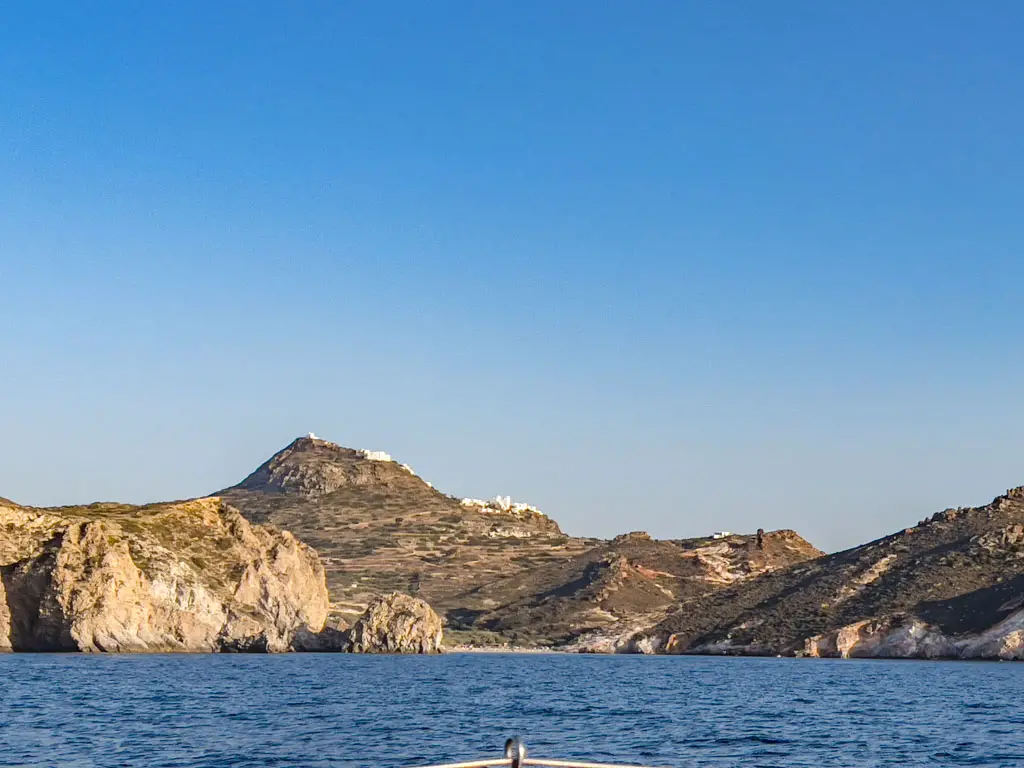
442 644 566 654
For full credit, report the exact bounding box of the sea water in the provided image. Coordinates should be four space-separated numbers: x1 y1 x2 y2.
1 653 1022 767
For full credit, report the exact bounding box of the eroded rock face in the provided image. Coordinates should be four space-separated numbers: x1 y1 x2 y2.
0 499 328 652
345 592 443 654
802 610 1024 661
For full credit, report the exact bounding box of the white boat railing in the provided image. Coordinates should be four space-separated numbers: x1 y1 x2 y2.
405 739 667 768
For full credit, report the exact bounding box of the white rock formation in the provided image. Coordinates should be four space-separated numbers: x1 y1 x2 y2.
801 611 1024 661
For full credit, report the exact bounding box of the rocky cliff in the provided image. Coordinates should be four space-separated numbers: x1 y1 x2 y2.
0 497 329 652
636 488 1024 660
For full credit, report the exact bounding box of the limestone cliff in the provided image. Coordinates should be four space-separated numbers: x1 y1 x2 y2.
0 498 329 652
800 608 1024 661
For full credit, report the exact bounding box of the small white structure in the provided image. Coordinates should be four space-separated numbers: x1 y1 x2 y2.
354 449 419 476
307 432 320 440
356 449 393 462
460 496 546 517
711 531 732 539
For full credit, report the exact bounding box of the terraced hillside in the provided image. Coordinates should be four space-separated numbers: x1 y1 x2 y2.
640 487 1024 659
217 435 827 647
217 436 596 623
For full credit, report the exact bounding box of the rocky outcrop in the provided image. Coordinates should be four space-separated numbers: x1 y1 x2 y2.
563 622 666 654
0 498 329 652
345 592 443 653
801 608 1024 660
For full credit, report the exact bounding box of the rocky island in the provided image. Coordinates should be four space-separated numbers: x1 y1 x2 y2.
2 433 1023 659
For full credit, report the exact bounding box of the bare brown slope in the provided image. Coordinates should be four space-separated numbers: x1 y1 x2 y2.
450 529 822 647
642 487 1024 656
218 436 595 623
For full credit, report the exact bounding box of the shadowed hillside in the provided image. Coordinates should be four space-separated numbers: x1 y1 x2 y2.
449 529 822 647
640 487 1024 658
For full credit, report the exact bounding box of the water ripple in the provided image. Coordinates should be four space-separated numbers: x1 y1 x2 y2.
1 655 1023 767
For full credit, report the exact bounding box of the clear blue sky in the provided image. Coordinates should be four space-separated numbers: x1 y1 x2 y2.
2 2 1023 552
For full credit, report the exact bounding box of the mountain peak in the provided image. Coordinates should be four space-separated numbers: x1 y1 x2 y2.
225 435 428 499
216 435 575 625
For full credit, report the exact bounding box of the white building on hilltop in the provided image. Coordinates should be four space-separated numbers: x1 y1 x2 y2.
356 449 393 462
460 496 546 516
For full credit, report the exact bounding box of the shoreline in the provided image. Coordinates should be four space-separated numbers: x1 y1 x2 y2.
442 644 566 654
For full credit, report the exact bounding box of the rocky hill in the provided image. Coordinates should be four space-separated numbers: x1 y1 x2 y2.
635 488 1024 660
448 529 822 648
217 436 597 623
0 497 328 652
217 435 824 644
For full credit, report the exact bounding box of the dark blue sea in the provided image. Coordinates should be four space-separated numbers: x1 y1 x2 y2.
1 654 1022 768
